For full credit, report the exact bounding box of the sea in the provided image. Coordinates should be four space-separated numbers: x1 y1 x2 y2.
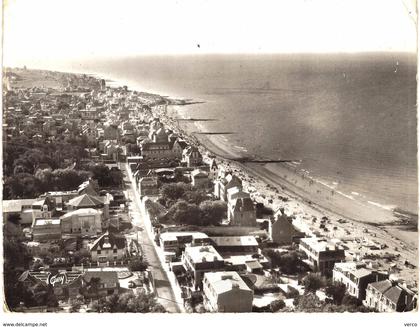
59 53 418 215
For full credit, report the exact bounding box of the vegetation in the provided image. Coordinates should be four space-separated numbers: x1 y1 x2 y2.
325 281 347 305
263 249 309 274
128 257 148 272
293 292 374 313
89 291 166 313
302 273 327 293
270 299 286 312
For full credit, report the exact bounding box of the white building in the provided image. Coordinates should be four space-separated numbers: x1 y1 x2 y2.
203 271 253 312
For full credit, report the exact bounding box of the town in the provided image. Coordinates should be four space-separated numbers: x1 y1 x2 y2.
2 67 418 313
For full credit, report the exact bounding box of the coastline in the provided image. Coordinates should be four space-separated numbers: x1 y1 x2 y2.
163 104 418 252
7 67 418 287
24 67 416 282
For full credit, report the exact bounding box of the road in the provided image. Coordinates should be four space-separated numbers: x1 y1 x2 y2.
120 163 182 313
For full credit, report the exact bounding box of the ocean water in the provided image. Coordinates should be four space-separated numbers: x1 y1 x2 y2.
62 53 418 214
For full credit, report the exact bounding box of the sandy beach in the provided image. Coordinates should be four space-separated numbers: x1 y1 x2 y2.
162 104 418 286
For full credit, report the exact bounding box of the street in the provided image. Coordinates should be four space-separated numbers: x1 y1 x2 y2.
120 163 182 313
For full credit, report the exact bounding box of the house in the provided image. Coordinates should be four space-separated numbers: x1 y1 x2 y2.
138 173 159 197
80 271 120 298
203 271 253 312
159 232 211 261
182 245 225 289
89 231 127 263
60 208 103 236
332 262 388 301
210 236 259 255
172 139 188 158
39 191 79 210
364 280 416 312
227 190 256 227
299 237 345 276
67 193 105 210
182 146 203 167
269 212 303 245
214 173 242 201
78 180 100 196
141 128 176 160
191 169 209 188
32 218 61 241
2 198 37 225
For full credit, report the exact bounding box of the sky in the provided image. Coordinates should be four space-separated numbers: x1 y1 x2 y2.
3 0 417 67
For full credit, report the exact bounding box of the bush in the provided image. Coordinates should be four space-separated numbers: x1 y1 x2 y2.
287 286 300 299
270 299 286 312
303 273 326 293
325 281 346 305
129 258 148 272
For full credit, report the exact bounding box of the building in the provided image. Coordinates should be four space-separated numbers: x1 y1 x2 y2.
60 208 103 236
299 237 345 276
214 173 242 202
182 245 225 289
138 174 159 197
333 262 388 301
32 218 61 241
203 271 253 312
82 271 120 297
269 213 302 245
364 280 416 312
159 232 211 262
227 190 256 227
191 169 209 188
67 193 105 210
182 146 203 167
141 128 176 160
89 231 127 263
210 236 259 255
160 232 211 253
2 198 37 225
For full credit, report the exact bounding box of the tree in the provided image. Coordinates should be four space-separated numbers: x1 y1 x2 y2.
341 294 363 307
303 273 326 293
325 281 347 305
129 258 148 272
161 182 190 202
69 297 84 312
91 291 166 313
166 200 202 225
199 200 227 225
270 299 286 312
293 293 324 312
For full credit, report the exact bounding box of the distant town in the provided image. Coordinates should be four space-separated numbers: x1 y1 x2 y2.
2 67 417 313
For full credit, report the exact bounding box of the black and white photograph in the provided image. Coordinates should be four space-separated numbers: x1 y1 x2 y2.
1 0 418 324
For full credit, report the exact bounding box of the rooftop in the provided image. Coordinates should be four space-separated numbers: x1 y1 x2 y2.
61 208 101 219
185 245 223 264
160 231 209 242
211 236 258 247
204 271 251 294
2 199 37 213
300 237 344 252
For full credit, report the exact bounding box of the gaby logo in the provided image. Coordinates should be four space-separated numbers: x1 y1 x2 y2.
47 272 68 287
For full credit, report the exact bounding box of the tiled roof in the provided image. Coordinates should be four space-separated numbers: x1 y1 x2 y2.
90 231 126 251
369 280 393 294
67 194 104 207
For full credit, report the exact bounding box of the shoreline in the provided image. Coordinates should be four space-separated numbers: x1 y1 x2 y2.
7 67 418 287
162 105 418 251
